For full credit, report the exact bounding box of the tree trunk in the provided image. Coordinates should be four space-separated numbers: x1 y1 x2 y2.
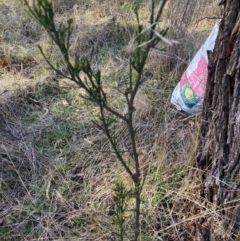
179 1 240 240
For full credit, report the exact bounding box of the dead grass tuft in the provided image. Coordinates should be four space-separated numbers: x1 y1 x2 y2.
0 0 222 240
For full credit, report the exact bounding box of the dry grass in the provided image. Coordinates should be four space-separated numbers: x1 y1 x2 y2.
0 79 199 240
0 0 222 240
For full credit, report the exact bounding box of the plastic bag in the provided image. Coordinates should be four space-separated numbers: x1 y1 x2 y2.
171 21 219 114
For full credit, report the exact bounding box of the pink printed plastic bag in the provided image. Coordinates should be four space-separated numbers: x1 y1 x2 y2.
171 21 219 114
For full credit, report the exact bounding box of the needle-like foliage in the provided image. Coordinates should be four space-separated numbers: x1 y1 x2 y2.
24 0 171 240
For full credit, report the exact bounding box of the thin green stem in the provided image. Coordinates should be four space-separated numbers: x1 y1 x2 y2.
24 1 170 240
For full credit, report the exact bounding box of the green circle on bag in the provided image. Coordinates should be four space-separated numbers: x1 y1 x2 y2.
180 81 200 108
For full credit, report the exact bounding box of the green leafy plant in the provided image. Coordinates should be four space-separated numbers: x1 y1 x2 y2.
113 182 131 241
23 0 173 240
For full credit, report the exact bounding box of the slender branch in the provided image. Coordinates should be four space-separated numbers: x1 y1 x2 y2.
24 1 170 240
99 105 134 178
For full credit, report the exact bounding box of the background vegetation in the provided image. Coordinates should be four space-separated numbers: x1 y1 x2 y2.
0 0 221 240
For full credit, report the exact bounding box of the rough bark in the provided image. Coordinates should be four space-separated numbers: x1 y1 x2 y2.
187 0 240 240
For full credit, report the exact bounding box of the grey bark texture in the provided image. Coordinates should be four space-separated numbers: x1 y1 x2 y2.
193 0 240 240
